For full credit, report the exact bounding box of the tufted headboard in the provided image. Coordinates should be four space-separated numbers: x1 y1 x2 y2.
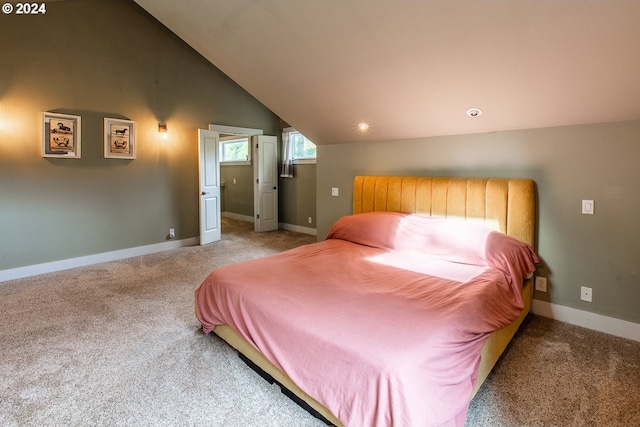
353 176 536 248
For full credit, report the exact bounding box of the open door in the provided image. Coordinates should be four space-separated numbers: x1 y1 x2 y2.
198 129 221 245
253 135 278 232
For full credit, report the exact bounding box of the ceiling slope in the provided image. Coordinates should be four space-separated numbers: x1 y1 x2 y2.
134 0 640 145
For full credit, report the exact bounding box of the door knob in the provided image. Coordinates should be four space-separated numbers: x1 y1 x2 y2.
201 191 208 195
273 187 277 190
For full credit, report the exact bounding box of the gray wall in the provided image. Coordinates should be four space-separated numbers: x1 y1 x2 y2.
221 165 254 217
279 164 317 228
317 120 640 325
220 163 317 229
0 0 279 270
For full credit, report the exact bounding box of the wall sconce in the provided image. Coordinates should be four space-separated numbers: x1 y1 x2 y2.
158 122 168 138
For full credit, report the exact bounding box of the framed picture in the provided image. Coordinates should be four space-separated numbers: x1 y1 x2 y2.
42 112 81 158
104 118 135 159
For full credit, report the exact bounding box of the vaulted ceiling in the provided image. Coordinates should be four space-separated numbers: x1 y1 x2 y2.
134 0 640 145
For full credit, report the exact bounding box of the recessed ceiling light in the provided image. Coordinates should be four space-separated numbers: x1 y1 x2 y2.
466 108 482 117
358 122 369 131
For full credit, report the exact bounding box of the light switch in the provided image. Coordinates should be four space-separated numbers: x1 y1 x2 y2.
331 187 339 197
582 200 594 215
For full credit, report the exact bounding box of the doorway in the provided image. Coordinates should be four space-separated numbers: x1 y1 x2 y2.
199 125 278 244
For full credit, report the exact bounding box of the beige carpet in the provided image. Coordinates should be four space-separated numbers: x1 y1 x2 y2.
467 315 640 426
1 217 639 426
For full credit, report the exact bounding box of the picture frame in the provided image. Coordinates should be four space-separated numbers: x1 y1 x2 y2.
104 118 136 159
42 112 81 158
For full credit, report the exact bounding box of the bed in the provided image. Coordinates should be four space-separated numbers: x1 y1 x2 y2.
195 176 538 427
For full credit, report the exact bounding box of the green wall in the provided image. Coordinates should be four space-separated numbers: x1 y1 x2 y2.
221 165 254 217
220 163 317 229
279 164 317 228
0 0 279 270
317 120 640 325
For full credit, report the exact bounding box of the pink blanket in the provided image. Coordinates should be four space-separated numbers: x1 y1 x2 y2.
195 212 538 426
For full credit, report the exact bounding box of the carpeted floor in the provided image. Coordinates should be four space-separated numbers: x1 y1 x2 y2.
1 217 639 427
467 315 640 427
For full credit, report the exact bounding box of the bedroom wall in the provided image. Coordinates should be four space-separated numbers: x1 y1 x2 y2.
0 0 281 271
279 164 317 229
316 120 640 326
219 163 317 229
221 165 254 218
219 164 317 229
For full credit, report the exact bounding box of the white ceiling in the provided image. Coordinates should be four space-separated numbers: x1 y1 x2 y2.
134 0 640 145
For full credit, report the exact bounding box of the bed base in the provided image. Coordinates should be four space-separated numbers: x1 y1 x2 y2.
213 176 536 426
236 351 333 425
214 324 342 425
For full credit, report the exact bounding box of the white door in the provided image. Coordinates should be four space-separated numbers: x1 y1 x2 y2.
198 129 221 245
253 135 278 232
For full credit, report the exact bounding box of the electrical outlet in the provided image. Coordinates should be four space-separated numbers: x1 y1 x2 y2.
580 286 593 302
582 200 594 215
169 228 175 239
535 276 547 292
308 217 312 224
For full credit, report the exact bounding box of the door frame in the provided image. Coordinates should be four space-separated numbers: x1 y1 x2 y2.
207 124 266 228
208 124 264 138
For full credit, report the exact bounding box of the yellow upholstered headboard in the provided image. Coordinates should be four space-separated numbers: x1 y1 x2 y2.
353 176 535 248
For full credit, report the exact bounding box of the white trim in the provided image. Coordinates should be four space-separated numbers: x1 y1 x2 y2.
222 211 255 223
221 213 317 236
0 238 198 283
293 158 316 165
221 160 251 166
532 300 640 343
279 222 317 236
208 124 263 136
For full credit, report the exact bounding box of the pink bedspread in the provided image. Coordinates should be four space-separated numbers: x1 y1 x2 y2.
195 212 538 427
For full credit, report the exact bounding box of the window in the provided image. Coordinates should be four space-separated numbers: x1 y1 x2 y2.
281 127 316 177
220 137 250 165
285 128 316 164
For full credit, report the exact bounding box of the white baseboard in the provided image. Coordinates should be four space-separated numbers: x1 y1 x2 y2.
222 212 254 223
1 216 318 283
0 237 198 283
222 212 317 236
532 300 640 343
279 223 317 236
